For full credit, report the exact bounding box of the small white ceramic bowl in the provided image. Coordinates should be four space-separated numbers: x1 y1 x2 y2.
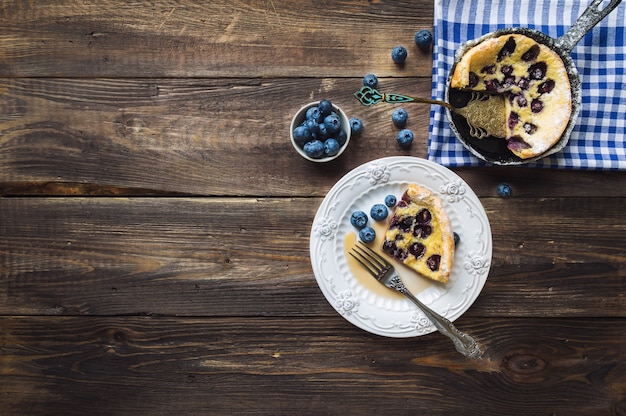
290 101 351 162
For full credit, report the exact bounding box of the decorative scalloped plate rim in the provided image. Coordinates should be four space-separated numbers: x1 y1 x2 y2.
310 156 492 338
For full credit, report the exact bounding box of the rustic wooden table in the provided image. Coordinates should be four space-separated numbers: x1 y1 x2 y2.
1 1 625 415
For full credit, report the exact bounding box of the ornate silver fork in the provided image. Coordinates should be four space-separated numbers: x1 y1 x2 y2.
350 241 482 359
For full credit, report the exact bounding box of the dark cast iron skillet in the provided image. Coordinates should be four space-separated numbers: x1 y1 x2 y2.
445 0 623 165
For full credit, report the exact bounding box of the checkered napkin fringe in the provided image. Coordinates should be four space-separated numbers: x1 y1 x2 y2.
427 0 626 169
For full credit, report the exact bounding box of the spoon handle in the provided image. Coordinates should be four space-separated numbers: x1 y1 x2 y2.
354 86 456 111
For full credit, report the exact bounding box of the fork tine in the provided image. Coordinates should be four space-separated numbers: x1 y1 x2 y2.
349 242 387 279
351 243 482 359
350 244 382 276
356 241 390 267
349 249 379 278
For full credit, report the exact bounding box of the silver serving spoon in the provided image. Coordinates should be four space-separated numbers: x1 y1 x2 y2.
355 86 506 139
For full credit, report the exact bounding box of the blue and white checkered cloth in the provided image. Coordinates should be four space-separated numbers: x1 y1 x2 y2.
427 0 626 169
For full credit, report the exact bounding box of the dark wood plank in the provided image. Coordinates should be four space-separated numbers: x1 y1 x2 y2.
2 197 624 317
0 77 430 196
0 0 433 78
1 1 625 416
1 316 624 416
1 77 625 197
456 166 626 198
475 197 626 317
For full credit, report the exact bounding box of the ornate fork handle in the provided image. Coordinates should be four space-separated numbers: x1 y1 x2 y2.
388 274 482 359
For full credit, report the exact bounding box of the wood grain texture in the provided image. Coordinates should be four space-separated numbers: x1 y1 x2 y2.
1 316 625 416
2 197 624 317
1 77 624 197
0 0 433 78
0 77 431 195
2 1 626 415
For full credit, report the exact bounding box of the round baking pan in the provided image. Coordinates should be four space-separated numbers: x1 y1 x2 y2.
445 0 623 165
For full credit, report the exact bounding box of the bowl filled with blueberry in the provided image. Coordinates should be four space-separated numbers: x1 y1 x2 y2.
290 99 356 162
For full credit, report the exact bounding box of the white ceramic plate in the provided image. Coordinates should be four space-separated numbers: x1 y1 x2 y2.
310 156 492 338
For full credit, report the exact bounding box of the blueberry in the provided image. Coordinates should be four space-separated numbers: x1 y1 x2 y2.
391 108 408 128
303 140 325 159
306 106 322 122
349 117 363 135
529 62 547 80
384 194 397 207
396 129 414 149
359 226 376 243
363 74 378 88
497 37 517 61
522 45 540 62
323 113 341 135
324 138 340 157
335 129 348 146
524 122 537 134
391 46 408 64
497 183 512 197
318 99 333 117
538 80 555 94
350 210 368 229
409 242 426 258
293 125 312 147
303 118 319 135
508 112 519 130
427 254 441 272
317 123 329 140
370 203 388 221
415 30 433 51
453 232 460 246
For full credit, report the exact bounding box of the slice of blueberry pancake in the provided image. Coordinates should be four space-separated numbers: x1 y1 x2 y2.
382 184 454 284
451 34 572 159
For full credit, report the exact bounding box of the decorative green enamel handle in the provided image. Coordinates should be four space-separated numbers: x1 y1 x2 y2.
354 86 455 111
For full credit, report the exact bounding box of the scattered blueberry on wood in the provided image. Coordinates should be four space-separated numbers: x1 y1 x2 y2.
362 74 379 88
497 183 512 197
415 30 433 51
396 129 414 149
391 46 408 64
392 108 408 128
349 117 363 135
